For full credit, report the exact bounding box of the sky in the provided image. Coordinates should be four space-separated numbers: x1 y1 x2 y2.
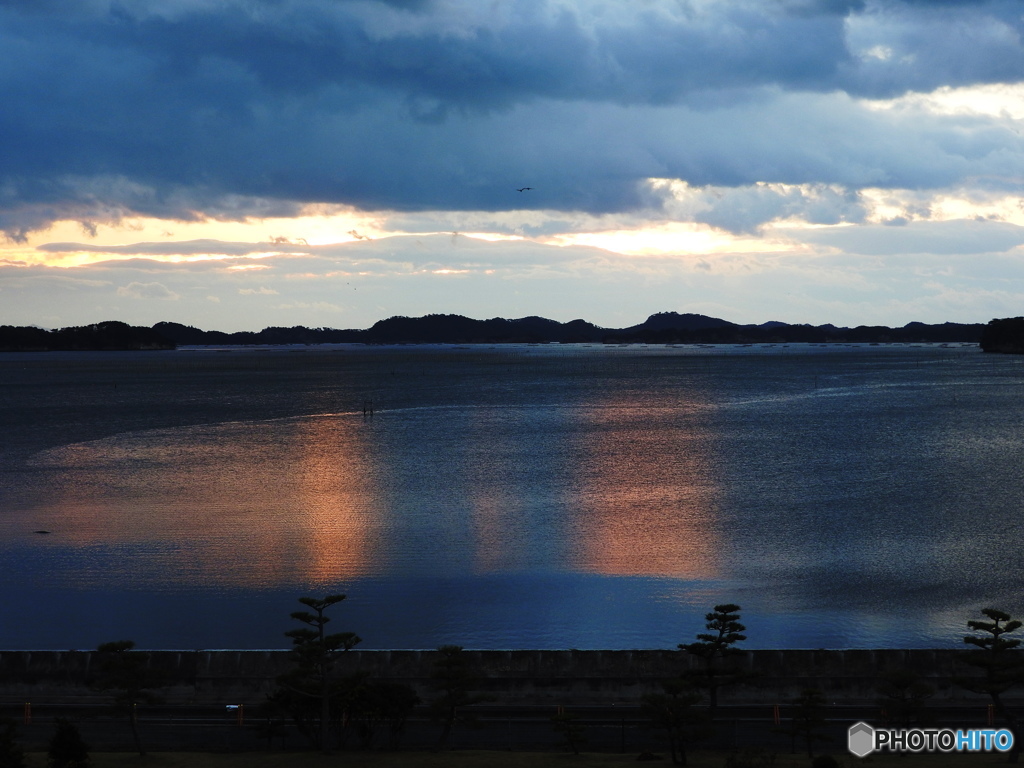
2 0 1024 332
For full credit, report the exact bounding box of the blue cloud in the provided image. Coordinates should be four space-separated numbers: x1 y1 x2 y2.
2 0 1024 236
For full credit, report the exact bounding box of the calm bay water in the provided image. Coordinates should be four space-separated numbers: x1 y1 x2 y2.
1 342 1022 650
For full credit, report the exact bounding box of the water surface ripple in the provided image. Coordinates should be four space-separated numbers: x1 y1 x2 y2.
1 343 1020 649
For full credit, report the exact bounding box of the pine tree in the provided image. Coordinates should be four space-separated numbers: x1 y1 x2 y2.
681 603 749 710
279 594 361 754
93 640 166 756
955 608 1024 763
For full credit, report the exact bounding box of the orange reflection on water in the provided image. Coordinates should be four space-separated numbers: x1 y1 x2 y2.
29 415 384 588
287 416 382 586
566 400 722 579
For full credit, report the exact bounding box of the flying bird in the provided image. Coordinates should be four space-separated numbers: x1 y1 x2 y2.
516 187 533 192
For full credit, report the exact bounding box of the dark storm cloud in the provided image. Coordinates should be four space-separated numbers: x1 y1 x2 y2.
2 0 1023 236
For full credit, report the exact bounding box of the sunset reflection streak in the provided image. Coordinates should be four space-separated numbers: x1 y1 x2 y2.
566 397 722 579
26 414 385 589
288 416 383 586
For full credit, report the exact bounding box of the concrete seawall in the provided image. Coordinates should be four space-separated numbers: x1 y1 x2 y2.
0 648 1006 707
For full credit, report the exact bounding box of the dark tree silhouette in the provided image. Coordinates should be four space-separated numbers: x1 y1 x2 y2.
428 645 491 749
47 719 89 768
0 719 25 768
92 640 167 756
981 316 1024 354
955 608 1024 763
776 688 832 759
251 699 290 753
876 667 934 729
681 603 749 710
343 675 421 750
640 678 706 766
280 594 361 754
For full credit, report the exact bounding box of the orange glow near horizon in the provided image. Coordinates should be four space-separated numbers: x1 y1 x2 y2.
8 186 1024 272
6 213 798 271
4 208 391 268
546 222 797 257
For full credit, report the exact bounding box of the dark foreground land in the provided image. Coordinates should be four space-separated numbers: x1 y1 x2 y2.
5 650 1023 764
10 703 1019 762
15 750 1019 767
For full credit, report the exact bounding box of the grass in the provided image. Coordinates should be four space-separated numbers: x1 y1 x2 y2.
21 750 1021 768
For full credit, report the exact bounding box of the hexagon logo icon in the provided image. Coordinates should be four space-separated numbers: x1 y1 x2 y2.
848 721 875 757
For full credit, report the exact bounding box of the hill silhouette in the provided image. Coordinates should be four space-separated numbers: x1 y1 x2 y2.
979 316 1024 353
2 312 1012 351
154 312 987 346
0 321 175 351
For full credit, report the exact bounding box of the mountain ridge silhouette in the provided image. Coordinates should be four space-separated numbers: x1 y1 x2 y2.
4 312 1015 350
152 311 986 346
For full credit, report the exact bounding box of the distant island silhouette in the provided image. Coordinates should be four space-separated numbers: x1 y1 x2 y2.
150 312 991 347
2 313 1023 352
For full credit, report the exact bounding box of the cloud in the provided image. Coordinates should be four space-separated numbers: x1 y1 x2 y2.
786 218 1024 255
656 181 868 234
37 233 590 270
0 177 306 242
238 286 279 295
36 238 290 257
1 230 1021 334
274 300 345 312
116 281 180 299
1 0 1024 238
